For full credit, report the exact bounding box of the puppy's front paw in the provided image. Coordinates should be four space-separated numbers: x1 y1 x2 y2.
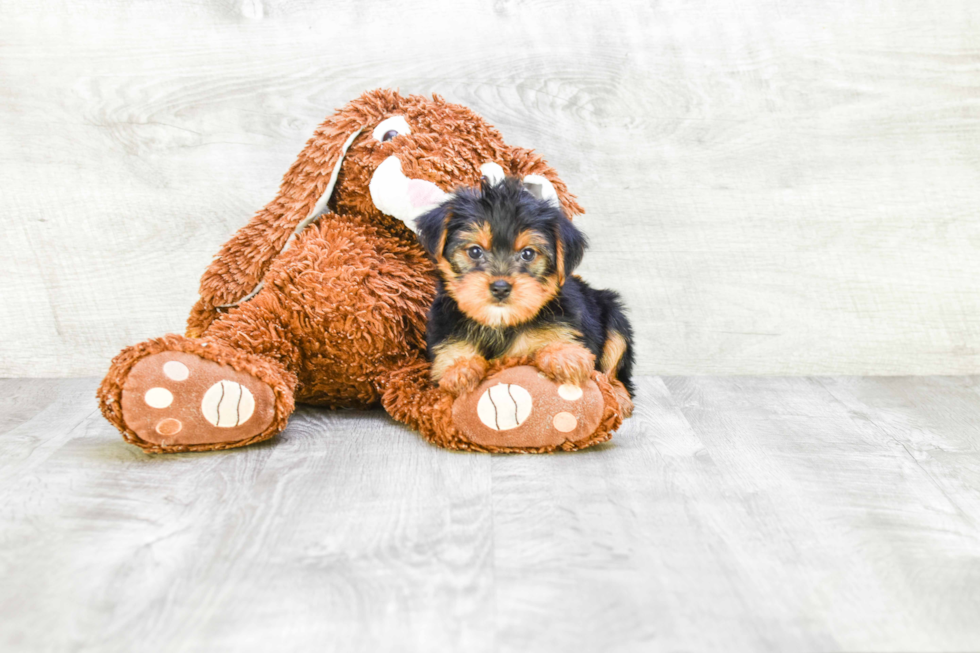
438 356 489 397
534 342 595 387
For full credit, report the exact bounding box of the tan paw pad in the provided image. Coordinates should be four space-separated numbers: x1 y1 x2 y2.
557 384 583 401
144 387 173 408
552 412 578 432
163 361 189 381
155 418 182 436
121 351 276 446
453 366 604 449
476 383 533 431
201 381 255 428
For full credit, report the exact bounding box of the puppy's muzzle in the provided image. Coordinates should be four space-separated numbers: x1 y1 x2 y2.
490 280 512 301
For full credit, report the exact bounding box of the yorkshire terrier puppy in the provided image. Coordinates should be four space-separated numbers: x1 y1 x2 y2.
416 177 634 405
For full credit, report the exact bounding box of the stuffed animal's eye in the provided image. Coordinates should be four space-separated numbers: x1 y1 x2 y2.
520 248 536 262
372 116 411 142
467 246 484 260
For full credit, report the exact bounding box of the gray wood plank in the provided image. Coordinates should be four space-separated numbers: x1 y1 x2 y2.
2 376 980 652
487 376 980 652
660 376 980 652
0 378 66 436
3 1 980 376
0 379 494 653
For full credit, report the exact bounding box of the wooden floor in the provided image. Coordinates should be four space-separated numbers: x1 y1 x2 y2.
2 376 979 652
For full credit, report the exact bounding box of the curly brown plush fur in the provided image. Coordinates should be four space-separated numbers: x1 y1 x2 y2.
97 89 629 453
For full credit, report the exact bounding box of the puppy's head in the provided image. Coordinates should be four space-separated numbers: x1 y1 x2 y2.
417 177 587 328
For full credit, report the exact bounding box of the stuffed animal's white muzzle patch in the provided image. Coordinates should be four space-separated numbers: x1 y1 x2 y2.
369 156 448 232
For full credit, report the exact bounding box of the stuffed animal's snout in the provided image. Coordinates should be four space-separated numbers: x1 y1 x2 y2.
369 156 448 232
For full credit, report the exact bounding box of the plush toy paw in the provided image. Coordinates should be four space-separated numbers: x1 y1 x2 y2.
438 356 489 397
611 380 634 419
533 342 596 386
451 365 606 451
119 351 277 447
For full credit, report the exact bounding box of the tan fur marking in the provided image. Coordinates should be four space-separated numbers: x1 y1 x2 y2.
505 324 582 358
430 339 484 382
514 230 548 253
435 225 449 263
445 223 493 276
437 259 457 286
455 222 491 252
504 275 557 325
555 236 566 284
600 331 628 379
430 207 453 266
473 222 493 251
534 341 595 386
450 270 492 320
451 272 558 328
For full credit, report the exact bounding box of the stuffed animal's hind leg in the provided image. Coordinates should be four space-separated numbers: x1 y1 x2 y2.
380 355 625 453
98 298 300 454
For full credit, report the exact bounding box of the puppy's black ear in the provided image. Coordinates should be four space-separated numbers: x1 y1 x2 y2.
415 203 451 260
555 216 587 281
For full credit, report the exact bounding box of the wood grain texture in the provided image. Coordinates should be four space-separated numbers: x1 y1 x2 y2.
2 0 980 376
1 376 980 651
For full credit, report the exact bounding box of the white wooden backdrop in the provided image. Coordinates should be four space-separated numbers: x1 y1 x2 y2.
2 0 980 377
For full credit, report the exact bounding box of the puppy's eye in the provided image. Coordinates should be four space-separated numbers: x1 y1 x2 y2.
382 130 398 142
520 248 536 262
467 246 484 260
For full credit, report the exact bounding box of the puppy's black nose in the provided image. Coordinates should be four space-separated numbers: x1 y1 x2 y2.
490 280 512 300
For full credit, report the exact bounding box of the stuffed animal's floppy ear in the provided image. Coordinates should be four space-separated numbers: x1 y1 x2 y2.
191 100 372 334
555 215 588 283
415 202 452 261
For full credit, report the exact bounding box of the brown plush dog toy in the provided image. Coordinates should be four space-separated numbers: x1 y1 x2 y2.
97 89 630 453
